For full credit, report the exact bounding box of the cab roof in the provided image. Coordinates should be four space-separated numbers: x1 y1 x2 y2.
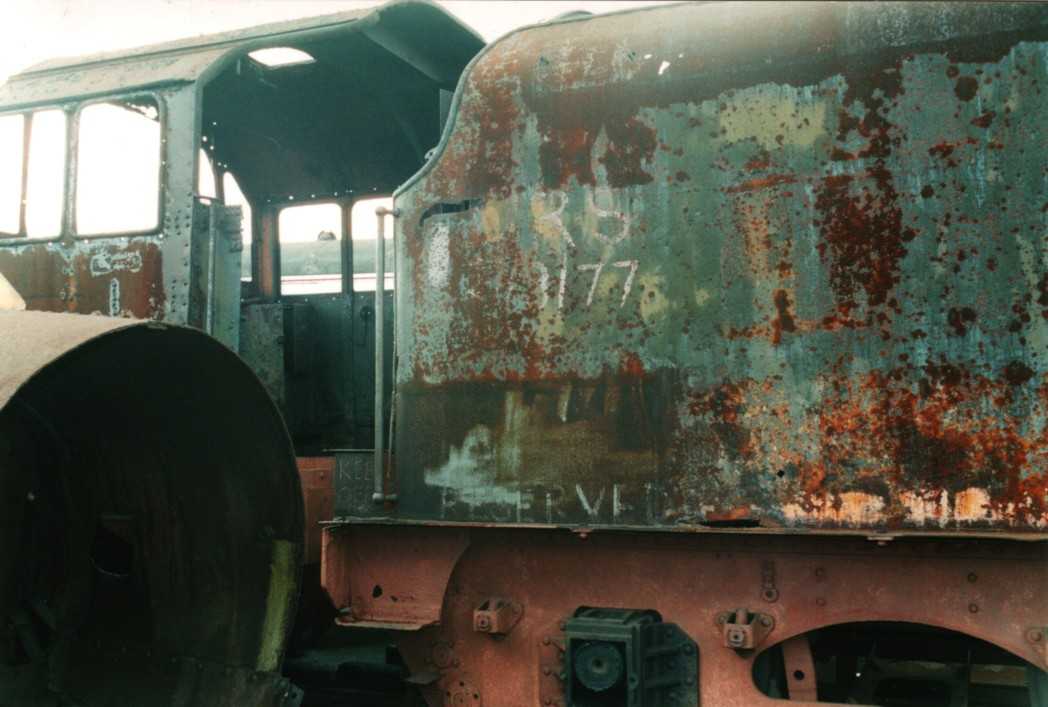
0 0 484 110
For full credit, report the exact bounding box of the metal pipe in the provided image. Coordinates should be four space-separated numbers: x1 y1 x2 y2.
62 107 78 238
373 205 398 503
17 113 31 236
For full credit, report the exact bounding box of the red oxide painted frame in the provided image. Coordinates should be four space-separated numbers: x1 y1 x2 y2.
322 523 1047 706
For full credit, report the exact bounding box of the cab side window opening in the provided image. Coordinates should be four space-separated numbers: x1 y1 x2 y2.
197 148 217 200
25 110 66 239
350 196 393 292
197 147 254 283
223 172 252 281
76 98 160 235
279 203 342 296
0 114 23 235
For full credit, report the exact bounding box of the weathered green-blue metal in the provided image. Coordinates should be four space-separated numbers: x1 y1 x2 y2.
391 2 1048 534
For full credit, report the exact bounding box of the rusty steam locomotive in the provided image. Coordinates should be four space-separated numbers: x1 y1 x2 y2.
0 1 1046 706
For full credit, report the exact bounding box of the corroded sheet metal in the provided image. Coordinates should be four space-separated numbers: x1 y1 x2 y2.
394 2 1048 533
0 238 167 319
0 48 225 110
338 525 1048 706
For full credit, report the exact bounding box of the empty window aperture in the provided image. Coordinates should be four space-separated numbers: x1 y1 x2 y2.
223 172 252 281
198 149 217 199
350 196 393 292
76 99 160 235
25 109 66 239
279 203 342 296
248 47 315 68
0 114 23 235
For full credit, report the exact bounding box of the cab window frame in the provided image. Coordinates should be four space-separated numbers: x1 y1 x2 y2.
218 169 254 285
0 104 72 244
0 90 165 246
276 198 347 299
348 193 395 294
0 110 27 239
72 92 166 238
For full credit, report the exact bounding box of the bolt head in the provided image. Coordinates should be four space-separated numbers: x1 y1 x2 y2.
968 603 979 614
760 615 773 627
1027 629 1044 643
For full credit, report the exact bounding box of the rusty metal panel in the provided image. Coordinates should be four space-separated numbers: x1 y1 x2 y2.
321 524 469 628
298 457 335 565
361 526 1048 707
0 238 167 317
240 302 289 408
0 49 223 111
392 2 1048 534
334 450 381 517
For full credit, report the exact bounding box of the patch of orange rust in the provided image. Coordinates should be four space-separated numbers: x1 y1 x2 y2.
695 366 1047 529
804 369 1048 525
705 506 754 522
770 289 796 345
723 173 797 193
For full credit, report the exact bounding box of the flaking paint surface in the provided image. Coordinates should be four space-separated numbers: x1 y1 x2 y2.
0 238 167 319
395 2 1048 532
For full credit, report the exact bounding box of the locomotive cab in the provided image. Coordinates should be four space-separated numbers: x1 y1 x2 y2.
0 2 483 704
198 2 483 454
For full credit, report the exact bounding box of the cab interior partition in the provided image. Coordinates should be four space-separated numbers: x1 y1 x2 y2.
198 3 483 453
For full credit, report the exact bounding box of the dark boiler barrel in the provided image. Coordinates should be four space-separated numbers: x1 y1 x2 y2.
0 311 303 706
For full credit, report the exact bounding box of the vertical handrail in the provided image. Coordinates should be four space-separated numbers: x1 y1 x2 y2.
373 205 399 503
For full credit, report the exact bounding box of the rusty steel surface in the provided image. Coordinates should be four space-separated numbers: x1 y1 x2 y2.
0 48 225 111
298 456 336 565
0 239 169 320
322 524 469 629
392 2 1048 534
330 524 1048 707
